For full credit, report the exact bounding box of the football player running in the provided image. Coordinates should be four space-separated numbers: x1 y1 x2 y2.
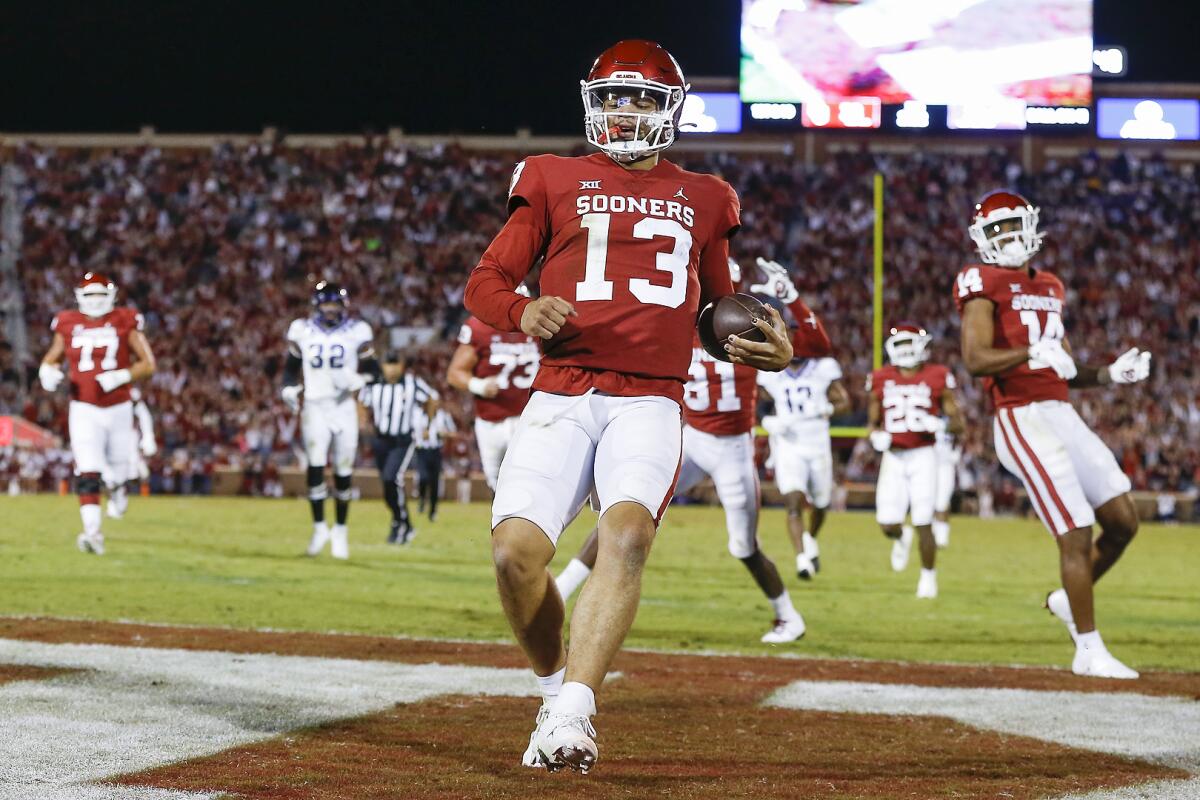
464 41 792 774
754 257 847 581
281 281 380 560
866 324 965 599
956 191 1151 678
39 272 157 554
554 257 832 645
446 284 540 490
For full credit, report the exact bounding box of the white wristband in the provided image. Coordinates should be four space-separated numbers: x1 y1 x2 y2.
468 377 490 397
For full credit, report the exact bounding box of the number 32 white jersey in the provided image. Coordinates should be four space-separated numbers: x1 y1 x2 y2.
286 317 374 403
757 357 842 446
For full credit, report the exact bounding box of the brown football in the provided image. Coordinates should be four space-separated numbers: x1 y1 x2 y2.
697 293 770 362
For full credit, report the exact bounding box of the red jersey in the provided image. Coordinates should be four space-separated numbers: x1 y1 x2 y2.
682 332 757 436
954 263 1069 409
868 363 955 450
457 317 539 422
51 307 144 407
465 152 739 404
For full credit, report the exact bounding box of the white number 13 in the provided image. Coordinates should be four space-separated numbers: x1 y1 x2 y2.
576 212 692 308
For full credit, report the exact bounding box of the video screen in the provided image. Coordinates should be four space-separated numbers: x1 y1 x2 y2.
741 0 1093 107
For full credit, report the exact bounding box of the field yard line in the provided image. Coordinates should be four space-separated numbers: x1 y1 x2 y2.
0 638 537 800
766 680 1200 799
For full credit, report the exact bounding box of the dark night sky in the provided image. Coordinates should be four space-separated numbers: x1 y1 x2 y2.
1 1 1194 134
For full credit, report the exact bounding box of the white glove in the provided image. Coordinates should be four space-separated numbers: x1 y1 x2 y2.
140 436 158 457
869 430 892 452
468 376 500 398
750 258 799 303
95 368 132 393
813 399 835 418
1027 340 1077 380
761 415 783 436
1107 347 1152 384
281 384 303 412
343 372 367 393
922 415 947 434
39 362 64 392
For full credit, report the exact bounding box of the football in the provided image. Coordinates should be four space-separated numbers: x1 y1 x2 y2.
698 293 770 362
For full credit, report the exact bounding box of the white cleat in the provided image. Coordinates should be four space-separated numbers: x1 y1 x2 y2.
76 532 105 555
890 526 914 572
535 713 598 774
330 524 349 560
521 703 551 768
799 531 820 578
795 553 816 581
306 522 330 557
761 615 806 644
1045 588 1079 643
1073 641 1139 680
105 497 126 520
916 569 938 599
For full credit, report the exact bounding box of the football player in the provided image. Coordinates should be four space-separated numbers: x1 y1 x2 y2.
866 324 965 599
281 281 380 560
100 386 157 518
446 284 539 490
555 257 833 645
956 190 1152 678
38 272 157 554
464 40 793 773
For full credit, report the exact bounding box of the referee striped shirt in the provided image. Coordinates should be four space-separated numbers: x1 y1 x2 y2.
360 375 438 437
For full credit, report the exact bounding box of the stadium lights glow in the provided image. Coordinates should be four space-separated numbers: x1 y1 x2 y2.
895 101 930 129
749 102 799 121
1092 47 1127 77
1025 106 1090 126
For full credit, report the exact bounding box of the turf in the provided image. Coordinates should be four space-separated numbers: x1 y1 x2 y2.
1 495 1196 671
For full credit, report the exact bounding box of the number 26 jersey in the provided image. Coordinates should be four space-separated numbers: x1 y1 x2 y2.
286 316 374 404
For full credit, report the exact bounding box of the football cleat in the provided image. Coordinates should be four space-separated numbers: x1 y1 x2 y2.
105 498 124 520
890 526 914 572
795 553 815 581
76 532 105 556
387 520 401 544
761 616 806 644
306 522 330 557
1045 588 1079 643
521 703 552 768
916 569 938 599
800 532 821 578
330 524 349 560
536 713 598 774
1072 640 1139 680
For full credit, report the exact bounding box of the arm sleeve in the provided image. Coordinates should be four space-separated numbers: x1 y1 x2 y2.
786 298 833 357
464 159 550 332
697 182 741 309
358 355 382 381
282 353 303 387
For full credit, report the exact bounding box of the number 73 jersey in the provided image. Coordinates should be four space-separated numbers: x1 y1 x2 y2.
954 263 1069 409
286 316 374 403
457 317 540 422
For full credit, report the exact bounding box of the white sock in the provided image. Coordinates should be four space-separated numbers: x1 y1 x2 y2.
554 559 591 600
769 589 801 621
552 680 596 717
921 567 937 580
80 504 102 537
535 666 566 703
801 531 819 558
1076 630 1103 653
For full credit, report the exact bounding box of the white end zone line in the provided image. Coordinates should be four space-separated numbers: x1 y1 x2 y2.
766 680 1200 800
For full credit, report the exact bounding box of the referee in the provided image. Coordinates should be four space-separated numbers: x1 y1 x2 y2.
414 406 457 523
359 353 438 544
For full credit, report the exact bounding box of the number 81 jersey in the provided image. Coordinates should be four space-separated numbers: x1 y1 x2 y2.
954 263 1069 409
457 317 540 422
683 332 757 435
286 316 374 403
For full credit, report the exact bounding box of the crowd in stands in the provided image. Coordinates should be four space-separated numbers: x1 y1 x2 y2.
2 141 1197 516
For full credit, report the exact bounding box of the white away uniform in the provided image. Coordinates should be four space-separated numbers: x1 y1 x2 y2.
757 358 842 507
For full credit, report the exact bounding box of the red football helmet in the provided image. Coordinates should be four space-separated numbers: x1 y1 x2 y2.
581 39 688 163
75 272 117 318
885 323 930 369
968 190 1044 268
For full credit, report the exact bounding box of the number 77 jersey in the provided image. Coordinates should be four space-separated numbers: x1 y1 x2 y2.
954 263 1069 409
51 307 144 407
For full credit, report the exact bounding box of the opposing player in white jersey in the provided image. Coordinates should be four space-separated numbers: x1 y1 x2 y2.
757 355 850 580
281 281 380 559
932 429 960 548
100 386 157 519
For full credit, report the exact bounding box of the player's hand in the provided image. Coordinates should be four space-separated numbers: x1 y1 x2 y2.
761 415 783 436
520 295 577 340
281 384 303 412
749 258 799 303
922 415 947 434
1027 340 1077 380
140 436 158 457
468 376 500 398
95 368 132 393
869 430 892 452
814 399 836 418
342 373 367 393
38 363 64 392
1107 347 1152 384
726 305 793 370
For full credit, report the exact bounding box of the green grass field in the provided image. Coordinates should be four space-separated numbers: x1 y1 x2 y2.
2 495 1196 671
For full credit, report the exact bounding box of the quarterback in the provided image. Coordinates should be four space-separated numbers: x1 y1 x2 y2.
281 281 380 560
38 272 157 554
956 190 1151 678
464 40 792 773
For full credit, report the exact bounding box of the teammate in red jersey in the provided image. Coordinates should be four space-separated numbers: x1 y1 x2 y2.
38 272 157 555
956 190 1151 679
554 257 834 644
464 41 793 773
446 285 540 490
866 324 965 599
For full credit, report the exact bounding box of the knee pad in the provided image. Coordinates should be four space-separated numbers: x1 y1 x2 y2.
76 473 102 496
333 474 353 502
